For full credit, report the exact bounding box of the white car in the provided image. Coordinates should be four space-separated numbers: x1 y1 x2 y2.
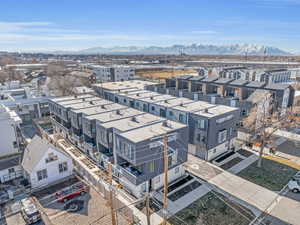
288 178 300 193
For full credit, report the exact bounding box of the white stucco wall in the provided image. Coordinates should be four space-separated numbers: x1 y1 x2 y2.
151 165 185 190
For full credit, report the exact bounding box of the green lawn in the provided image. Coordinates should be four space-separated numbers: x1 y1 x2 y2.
238 158 298 191
168 192 254 225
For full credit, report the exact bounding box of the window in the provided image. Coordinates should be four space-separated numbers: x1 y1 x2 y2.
136 102 140 107
45 153 58 163
218 129 227 144
169 111 174 117
58 162 68 173
13 141 18 148
179 114 185 123
123 99 127 103
229 127 233 136
37 169 48 181
175 167 179 174
197 120 205 129
151 106 155 111
149 162 155 173
8 168 15 173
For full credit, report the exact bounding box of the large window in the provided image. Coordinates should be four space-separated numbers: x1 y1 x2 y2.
218 129 227 144
37 169 48 181
197 119 205 129
58 162 68 173
149 162 155 173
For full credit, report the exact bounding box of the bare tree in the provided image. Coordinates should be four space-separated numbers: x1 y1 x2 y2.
243 92 298 167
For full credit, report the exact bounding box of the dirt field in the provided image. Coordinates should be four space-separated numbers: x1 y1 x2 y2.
136 69 197 80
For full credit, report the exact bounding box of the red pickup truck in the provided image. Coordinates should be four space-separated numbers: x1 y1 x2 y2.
55 182 89 203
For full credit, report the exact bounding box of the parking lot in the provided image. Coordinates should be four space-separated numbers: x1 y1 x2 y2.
37 184 130 225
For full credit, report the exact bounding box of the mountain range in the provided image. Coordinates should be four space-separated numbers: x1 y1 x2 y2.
52 43 292 56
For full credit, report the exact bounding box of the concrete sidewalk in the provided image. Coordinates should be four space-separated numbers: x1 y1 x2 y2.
185 154 300 225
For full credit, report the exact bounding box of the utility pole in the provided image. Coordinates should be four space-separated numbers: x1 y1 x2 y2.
108 163 117 225
146 192 151 225
162 135 169 225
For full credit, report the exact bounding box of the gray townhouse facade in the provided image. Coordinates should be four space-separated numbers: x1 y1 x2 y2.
49 94 189 198
113 120 188 197
145 75 294 117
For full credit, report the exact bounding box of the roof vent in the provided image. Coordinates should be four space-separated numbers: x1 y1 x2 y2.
131 116 138 123
74 95 78 98
101 105 106 109
162 120 169 127
204 108 208 113
180 102 184 107
116 109 122 115
82 98 85 101
164 100 168 103
90 101 94 105
150 96 154 100
136 93 140 96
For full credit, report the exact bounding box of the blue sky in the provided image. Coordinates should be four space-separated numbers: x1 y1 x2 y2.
1 0 300 52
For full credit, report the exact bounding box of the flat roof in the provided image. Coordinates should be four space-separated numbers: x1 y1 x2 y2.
138 94 177 104
201 77 219 83
193 105 238 118
214 78 235 84
118 90 161 100
229 79 249 86
68 99 111 110
171 101 214 113
154 97 194 108
100 113 165 132
119 120 187 143
92 108 145 124
93 80 156 91
51 94 95 103
83 104 128 119
57 96 100 107
246 81 266 88
0 155 21 170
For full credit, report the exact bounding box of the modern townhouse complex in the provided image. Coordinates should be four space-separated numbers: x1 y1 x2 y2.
218 67 292 84
49 95 188 198
95 83 240 161
146 75 294 117
88 65 135 82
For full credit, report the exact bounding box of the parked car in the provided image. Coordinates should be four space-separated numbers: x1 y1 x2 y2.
55 182 89 203
288 178 300 193
20 198 41 224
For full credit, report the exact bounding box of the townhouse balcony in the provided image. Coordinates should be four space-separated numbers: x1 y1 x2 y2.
118 163 145 185
71 133 83 144
83 141 96 152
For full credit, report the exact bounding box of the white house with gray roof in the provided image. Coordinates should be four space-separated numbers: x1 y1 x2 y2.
21 136 73 189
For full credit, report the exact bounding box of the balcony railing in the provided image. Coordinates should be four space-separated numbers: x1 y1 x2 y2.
117 164 144 185
84 142 95 152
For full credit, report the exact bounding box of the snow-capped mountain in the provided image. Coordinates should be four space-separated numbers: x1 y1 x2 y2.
73 43 291 56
